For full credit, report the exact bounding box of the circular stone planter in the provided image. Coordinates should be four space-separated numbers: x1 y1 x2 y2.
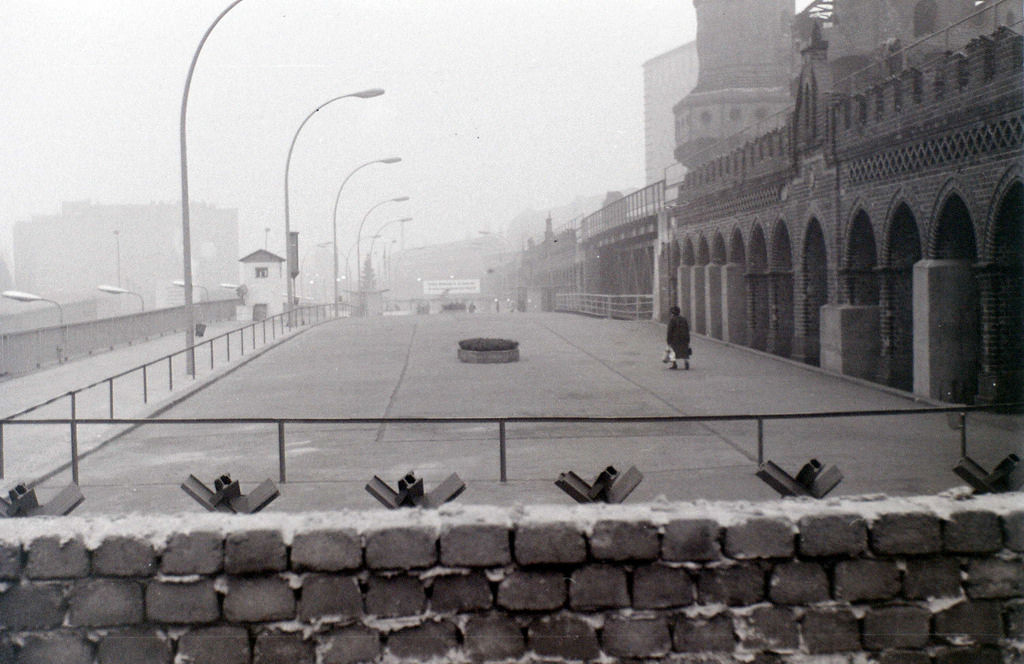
457 338 519 364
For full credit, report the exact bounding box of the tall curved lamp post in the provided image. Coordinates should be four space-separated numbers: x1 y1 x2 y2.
180 0 246 377
283 88 385 325
330 157 401 316
356 197 409 295
3 290 66 359
97 285 145 311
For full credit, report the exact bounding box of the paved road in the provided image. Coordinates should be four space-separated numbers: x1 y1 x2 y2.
22 312 1023 513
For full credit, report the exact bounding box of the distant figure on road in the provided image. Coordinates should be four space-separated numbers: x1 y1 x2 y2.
666 306 690 370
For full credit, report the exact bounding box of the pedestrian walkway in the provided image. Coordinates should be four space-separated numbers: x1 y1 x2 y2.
12 312 1018 514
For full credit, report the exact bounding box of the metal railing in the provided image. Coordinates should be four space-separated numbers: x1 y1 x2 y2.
556 293 654 320
2 403 1018 488
0 299 239 377
3 304 335 429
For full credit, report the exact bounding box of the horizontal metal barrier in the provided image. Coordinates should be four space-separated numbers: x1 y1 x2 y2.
3 402 1018 487
0 299 239 376
556 293 654 320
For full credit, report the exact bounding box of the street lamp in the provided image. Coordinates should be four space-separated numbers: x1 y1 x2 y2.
356 197 409 294
173 279 209 301
330 157 401 316
2 290 64 326
180 0 247 377
98 285 145 311
283 88 386 326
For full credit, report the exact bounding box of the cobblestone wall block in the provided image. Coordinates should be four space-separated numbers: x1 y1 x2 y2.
932 645 1004 664
569 564 629 610
944 511 1003 553
934 600 1003 646
91 536 156 577
463 614 526 662
298 574 362 620
430 572 493 613
291 529 361 571
862 605 931 649
15 632 93 664
602 614 672 658
365 527 436 569
871 512 942 555
224 529 287 574
834 559 901 601
386 620 458 660
725 517 795 559
902 557 961 599
0 543 21 579
68 578 144 626
26 535 89 579
801 607 861 653
738 606 799 651
697 563 765 605
527 614 600 660
514 522 586 564
768 561 828 604
96 628 173 664
797 513 867 557
319 624 381 664
589 519 660 561
965 559 1024 598
365 574 425 617
632 563 695 609
223 576 295 622
497 570 566 611
145 579 219 623
0 583 65 630
672 613 735 652
440 524 510 567
1003 511 1024 552
177 626 250 664
160 531 223 575
662 518 721 561
253 630 316 664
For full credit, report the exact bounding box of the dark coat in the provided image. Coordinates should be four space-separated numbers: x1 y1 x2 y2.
666 314 691 357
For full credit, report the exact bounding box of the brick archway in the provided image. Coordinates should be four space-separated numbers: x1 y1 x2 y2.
747 224 769 351
799 218 828 365
843 210 879 305
978 180 1023 404
767 221 794 358
880 203 921 392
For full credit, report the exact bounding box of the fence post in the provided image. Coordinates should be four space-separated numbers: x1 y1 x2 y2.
277 421 286 483
0 421 4 480
143 365 148 403
756 418 764 465
959 411 967 457
263 319 267 344
210 340 214 369
227 333 231 362
240 328 245 356
70 391 79 484
251 324 256 349
499 420 507 482
168 356 173 391
108 378 114 419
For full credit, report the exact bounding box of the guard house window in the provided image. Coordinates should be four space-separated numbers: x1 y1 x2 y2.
255 267 269 278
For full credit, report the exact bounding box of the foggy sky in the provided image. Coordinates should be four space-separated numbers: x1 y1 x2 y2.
1 1 814 273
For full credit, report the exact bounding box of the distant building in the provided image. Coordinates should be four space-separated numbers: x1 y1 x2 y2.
390 236 513 313
643 41 699 184
12 200 238 310
238 249 286 320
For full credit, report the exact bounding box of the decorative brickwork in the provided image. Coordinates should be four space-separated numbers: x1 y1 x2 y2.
1 497 1022 662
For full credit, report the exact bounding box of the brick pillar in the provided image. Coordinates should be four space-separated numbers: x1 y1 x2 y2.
913 259 980 402
767 270 793 358
975 263 1023 404
690 266 706 334
705 264 723 339
747 272 769 351
876 266 899 387
722 263 747 345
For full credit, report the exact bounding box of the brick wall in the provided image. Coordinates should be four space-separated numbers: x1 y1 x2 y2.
1 495 1022 663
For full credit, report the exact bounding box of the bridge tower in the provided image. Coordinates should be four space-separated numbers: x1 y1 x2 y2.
673 0 793 167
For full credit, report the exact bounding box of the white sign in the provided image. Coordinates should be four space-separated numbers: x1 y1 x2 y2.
423 279 481 295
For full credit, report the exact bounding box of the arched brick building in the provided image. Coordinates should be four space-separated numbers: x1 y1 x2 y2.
666 2 1022 405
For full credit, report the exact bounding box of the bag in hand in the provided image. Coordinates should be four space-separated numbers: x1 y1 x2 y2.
662 347 676 363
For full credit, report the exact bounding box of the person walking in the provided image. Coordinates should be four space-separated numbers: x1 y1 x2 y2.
666 306 691 370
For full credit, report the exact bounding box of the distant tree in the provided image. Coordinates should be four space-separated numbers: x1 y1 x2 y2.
361 256 377 291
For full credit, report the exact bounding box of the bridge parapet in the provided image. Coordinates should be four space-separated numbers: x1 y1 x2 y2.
580 181 664 243
0 495 1019 662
